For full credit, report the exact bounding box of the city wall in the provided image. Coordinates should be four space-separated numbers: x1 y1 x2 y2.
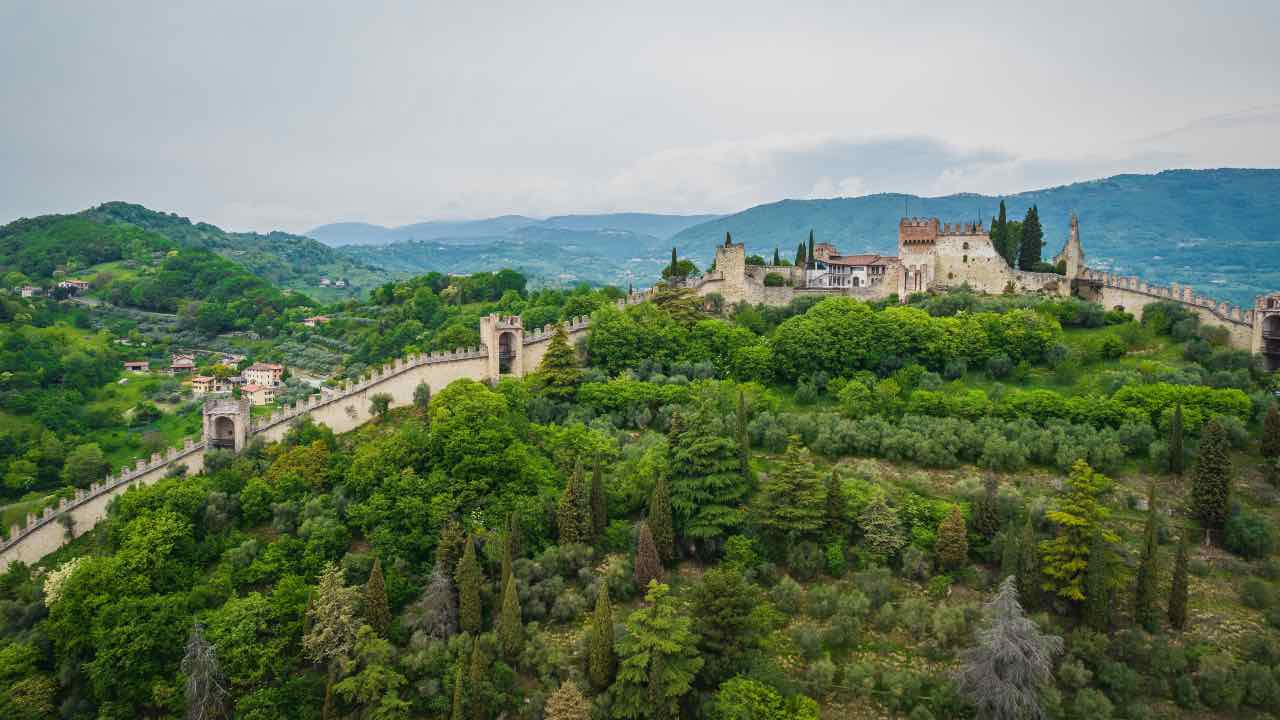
1084 270 1256 350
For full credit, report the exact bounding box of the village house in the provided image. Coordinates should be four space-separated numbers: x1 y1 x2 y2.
58 279 90 294
169 353 196 374
18 285 41 298
191 375 231 395
333 279 347 288
244 362 284 386
242 383 276 406
303 315 330 328
319 277 332 287
122 360 150 373
804 243 895 289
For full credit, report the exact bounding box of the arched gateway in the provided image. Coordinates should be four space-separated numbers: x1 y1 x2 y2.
203 398 251 452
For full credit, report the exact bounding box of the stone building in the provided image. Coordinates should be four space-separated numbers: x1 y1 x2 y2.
244 362 284 386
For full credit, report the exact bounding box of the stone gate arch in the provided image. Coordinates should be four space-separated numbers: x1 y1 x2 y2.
480 314 524 379
203 398 251 452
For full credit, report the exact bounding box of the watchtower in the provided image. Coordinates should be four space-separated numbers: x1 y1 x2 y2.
203 397 252 452
1254 294 1280 371
480 314 524 379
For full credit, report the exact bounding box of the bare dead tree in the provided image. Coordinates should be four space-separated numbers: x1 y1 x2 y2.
181 621 228 720
956 576 1063 720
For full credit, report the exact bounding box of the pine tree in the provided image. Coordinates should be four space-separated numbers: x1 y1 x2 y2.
1168 534 1189 630
588 581 616 690
772 247 781 265
557 463 592 545
972 476 1001 541
751 437 825 543
304 562 361 674
858 494 905 562
589 460 607 540
648 475 675 563
1082 530 1113 630
544 681 591 720
1018 205 1044 270
956 576 1063 720
612 583 704 720
824 471 847 539
536 324 582 401
408 567 457 640
635 522 663 590
1263 403 1280 459
1040 460 1118 603
1133 483 1161 631
736 389 751 486
667 393 750 549
937 505 970 570
181 621 228 720
365 556 391 637
1168 403 1185 475
497 575 523 661
455 535 483 635
1191 418 1232 532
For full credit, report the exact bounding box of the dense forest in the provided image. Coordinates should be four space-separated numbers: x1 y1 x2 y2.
1 274 1278 720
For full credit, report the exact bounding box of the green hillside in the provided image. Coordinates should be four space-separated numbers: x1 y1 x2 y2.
672 169 1280 305
82 203 392 300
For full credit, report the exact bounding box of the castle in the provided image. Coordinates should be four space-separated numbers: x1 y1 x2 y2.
690 214 1280 362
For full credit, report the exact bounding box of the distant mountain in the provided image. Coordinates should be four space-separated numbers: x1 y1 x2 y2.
81 203 391 299
308 212 719 247
671 169 1280 305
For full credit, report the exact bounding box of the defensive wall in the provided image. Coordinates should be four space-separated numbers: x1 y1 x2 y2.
1081 270 1261 351
0 305 614 573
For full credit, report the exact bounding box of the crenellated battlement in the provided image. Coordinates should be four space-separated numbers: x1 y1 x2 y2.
1083 269 1254 327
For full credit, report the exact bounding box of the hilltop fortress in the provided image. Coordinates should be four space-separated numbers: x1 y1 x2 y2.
690 214 1280 362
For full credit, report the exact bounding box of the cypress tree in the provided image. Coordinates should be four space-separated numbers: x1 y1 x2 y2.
972 476 1001 541
795 242 806 267
590 460 607 540
1018 205 1044 270
557 463 591 545
588 581 616 690
724 231 732 247
647 475 675 564
669 247 678 278
1191 418 1232 533
365 556 391 637
450 664 466 720
436 519 466 575
1168 534 1189 630
323 672 337 720
1083 530 1112 630
468 638 486 720
498 575 523 661
1016 514 1040 609
824 471 847 539
1134 483 1161 632
1263 403 1280 459
1168 403 1185 475
736 389 751 486
807 230 815 264
635 522 663 590
501 513 517 587
455 535 482 635
772 247 781 265
990 200 1009 266
936 505 970 570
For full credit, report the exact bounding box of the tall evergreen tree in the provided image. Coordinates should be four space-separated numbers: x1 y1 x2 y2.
824 471 847 539
736 389 751 487
413 381 432 416
455 536 483 635
648 475 675 564
1040 460 1118 603
669 247 678 278
498 576 523 661
772 247 781 265
181 621 228 720
937 505 970 570
365 556 391 638
1018 205 1044 270
724 231 732 246
304 562 362 674
556 463 592 545
807 230 815 265
589 460 607 540
588 582 616 691
990 200 1011 266
1263 403 1280 459
1191 418 1232 533
436 519 467 575
667 394 750 550
1134 483 1161 632
795 242 806 266
535 325 582 401
635 522 664 590
1168 533 1189 630
409 567 458 640
1016 514 1040 609
468 636 486 720
1168 403 1185 475
858 494 905 562
612 583 704 720
1082 530 1114 630
544 681 591 720
501 513 517 587
449 665 465 720
751 437 825 543
956 576 1063 720
972 476 1001 541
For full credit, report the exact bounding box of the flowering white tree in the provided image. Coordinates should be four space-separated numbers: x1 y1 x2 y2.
42 556 85 607
956 576 1063 720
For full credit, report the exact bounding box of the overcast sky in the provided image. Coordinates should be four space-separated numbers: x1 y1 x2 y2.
2 0 1278 233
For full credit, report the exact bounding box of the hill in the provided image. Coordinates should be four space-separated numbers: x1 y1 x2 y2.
309 212 717 248
81 203 392 300
671 168 1280 305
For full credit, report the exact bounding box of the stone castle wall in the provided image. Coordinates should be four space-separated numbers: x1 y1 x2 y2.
1084 270 1256 350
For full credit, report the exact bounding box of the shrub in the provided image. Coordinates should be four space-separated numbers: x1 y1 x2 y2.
763 272 786 287
1224 510 1276 560
549 589 586 623
787 541 824 581
1240 578 1275 610
1197 652 1245 710
770 576 804 615
824 542 847 578
986 353 1013 378
853 566 896 609
789 623 824 660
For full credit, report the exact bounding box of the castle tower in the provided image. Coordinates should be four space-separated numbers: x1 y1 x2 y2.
1061 213 1085 280
712 241 748 303
480 314 524 380
203 397 251 452
1253 294 1280 370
